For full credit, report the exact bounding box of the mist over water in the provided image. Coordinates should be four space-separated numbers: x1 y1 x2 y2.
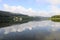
0 20 60 40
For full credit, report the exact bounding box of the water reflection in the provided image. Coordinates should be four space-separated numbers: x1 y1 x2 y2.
0 20 60 40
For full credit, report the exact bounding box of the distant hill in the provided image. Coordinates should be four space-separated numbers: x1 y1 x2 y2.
0 11 50 27
0 11 30 27
0 11 28 16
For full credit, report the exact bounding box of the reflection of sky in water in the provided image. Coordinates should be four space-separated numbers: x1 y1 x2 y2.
0 20 60 34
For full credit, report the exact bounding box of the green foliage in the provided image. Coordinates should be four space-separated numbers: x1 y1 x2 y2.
51 15 60 22
0 11 34 27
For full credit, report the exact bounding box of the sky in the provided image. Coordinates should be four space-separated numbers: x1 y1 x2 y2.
0 0 60 17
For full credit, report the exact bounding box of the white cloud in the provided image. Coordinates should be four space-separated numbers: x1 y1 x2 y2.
46 0 60 5
35 0 60 5
3 4 17 12
3 4 50 17
3 4 60 17
48 5 60 15
3 4 33 15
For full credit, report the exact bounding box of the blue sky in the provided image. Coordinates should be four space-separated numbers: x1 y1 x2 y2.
0 0 50 10
0 0 60 16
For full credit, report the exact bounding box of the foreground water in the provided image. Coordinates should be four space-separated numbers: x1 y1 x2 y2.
0 20 60 40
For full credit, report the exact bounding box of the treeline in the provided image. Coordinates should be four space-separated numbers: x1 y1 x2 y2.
51 15 60 22
0 11 33 27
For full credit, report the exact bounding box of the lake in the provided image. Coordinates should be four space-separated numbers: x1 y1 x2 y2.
0 20 60 40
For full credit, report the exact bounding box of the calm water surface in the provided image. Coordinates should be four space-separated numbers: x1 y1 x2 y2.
0 20 60 40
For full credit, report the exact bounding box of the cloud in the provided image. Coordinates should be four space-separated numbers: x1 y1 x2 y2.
3 4 50 17
35 0 60 5
48 5 60 15
3 4 29 15
3 4 60 17
46 0 60 5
